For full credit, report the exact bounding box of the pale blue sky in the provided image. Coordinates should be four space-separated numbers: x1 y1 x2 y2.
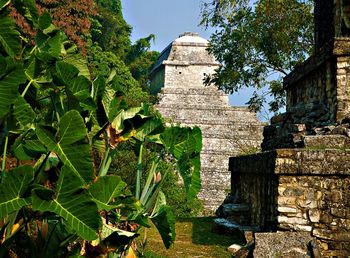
120 0 270 120
120 0 213 52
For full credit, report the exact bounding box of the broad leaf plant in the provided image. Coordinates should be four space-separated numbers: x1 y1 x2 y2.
0 1 202 257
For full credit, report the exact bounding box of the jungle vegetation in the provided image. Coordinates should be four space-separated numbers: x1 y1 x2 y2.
0 0 202 257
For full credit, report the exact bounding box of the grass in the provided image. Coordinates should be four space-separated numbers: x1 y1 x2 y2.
139 217 245 258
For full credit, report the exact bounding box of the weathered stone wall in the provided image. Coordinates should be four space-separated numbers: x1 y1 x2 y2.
229 148 350 257
285 55 337 125
284 39 350 126
164 64 217 88
336 54 350 122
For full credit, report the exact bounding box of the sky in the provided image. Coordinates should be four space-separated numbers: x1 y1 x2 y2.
120 0 269 120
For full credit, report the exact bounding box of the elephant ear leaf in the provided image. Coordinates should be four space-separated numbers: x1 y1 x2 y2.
32 166 101 241
14 96 36 127
0 66 26 119
0 166 34 219
0 15 20 58
150 205 176 249
160 127 202 201
89 175 127 211
36 110 94 184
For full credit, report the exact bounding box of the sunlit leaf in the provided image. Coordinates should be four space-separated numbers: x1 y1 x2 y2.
0 16 20 57
0 166 34 219
89 176 127 211
36 110 93 184
32 166 101 240
14 96 36 127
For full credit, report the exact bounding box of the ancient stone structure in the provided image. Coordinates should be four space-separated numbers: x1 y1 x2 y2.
150 32 264 213
263 0 350 151
215 1 350 257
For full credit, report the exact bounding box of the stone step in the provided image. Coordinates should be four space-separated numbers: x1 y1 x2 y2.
213 218 260 236
201 152 230 169
160 86 227 96
201 138 262 154
158 92 229 107
216 203 252 225
304 135 350 148
254 232 315 258
157 107 261 123
216 203 251 216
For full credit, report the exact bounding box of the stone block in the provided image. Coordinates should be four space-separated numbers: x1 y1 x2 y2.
278 216 309 225
331 208 349 218
308 209 321 223
294 224 313 232
254 232 314 258
312 228 350 241
227 243 243 254
278 206 298 213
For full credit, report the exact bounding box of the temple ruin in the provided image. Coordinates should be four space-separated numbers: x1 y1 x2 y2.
215 1 350 257
150 32 264 213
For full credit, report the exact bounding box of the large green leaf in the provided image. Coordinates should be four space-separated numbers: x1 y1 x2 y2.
100 223 135 241
89 175 126 211
36 110 93 184
32 166 101 241
0 0 10 10
150 205 176 249
0 15 20 58
134 118 163 142
160 127 202 201
178 155 201 201
14 96 36 127
56 61 79 86
0 66 26 119
0 166 34 219
110 106 143 133
14 139 47 160
63 54 90 79
24 59 53 89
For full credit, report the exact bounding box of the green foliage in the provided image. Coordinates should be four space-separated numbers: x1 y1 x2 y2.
92 0 131 58
36 110 94 184
0 2 203 256
201 0 314 112
126 35 159 91
0 166 33 218
32 166 101 241
88 42 151 107
90 1 157 105
111 145 203 218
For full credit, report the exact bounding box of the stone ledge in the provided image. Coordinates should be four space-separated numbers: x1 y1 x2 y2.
160 86 226 95
304 135 350 148
157 104 253 112
230 149 350 175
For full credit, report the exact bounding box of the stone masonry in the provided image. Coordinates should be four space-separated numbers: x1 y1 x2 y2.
217 1 350 257
150 32 264 213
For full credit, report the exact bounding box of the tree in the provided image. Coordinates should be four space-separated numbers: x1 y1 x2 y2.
92 0 132 59
126 34 159 91
201 0 314 112
9 0 96 52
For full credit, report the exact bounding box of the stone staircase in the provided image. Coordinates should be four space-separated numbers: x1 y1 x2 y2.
213 194 260 236
156 86 264 213
213 197 320 258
